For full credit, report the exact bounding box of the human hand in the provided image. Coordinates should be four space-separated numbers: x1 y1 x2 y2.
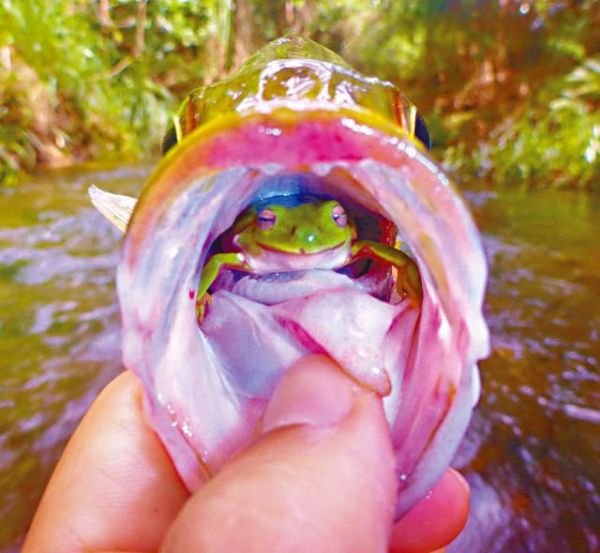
23 355 469 553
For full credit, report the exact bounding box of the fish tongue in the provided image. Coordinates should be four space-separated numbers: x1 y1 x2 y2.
204 285 408 396
272 288 403 394
201 291 309 399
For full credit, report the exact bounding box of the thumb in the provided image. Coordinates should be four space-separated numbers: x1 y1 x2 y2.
162 355 397 553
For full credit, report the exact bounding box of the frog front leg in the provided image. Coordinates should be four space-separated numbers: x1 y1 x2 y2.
197 252 250 322
351 241 423 306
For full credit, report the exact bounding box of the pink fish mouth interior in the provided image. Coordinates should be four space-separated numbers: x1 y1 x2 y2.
118 108 489 518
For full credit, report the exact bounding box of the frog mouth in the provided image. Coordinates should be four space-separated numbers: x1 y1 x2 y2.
254 241 347 254
115 105 489 518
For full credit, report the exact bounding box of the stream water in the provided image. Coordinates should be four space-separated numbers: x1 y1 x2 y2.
0 163 598 552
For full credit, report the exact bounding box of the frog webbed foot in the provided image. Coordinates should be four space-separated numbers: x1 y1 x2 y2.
351 239 423 308
395 260 423 308
196 293 213 323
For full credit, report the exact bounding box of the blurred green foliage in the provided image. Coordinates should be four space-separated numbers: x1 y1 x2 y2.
0 0 598 189
444 56 600 189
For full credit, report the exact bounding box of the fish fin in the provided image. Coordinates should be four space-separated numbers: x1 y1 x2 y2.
88 185 137 233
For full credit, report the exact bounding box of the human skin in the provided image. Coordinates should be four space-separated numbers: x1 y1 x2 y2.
23 355 469 553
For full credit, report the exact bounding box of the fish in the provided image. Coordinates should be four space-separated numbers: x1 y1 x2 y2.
90 36 489 518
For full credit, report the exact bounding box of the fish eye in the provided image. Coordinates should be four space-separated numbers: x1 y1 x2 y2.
414 111 431 149
257 208 277 230
332 204 347 228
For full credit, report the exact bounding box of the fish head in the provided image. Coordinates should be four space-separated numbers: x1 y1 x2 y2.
94 38 489 519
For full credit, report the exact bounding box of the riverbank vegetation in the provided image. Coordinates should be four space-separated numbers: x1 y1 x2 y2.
0 0 598 189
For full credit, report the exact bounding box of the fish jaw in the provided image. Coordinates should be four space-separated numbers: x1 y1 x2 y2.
117 104 489 518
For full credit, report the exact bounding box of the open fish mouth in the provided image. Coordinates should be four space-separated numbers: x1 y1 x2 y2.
106 104 489 518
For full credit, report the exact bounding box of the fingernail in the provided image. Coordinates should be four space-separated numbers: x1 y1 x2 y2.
451 469 469 492
261 355 357 434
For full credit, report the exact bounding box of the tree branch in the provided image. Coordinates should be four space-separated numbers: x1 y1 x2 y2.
133 0 147 59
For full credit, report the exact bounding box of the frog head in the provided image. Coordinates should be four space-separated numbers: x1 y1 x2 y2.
234 199 356 256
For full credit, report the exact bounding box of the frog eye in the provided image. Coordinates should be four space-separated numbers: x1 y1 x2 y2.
332 204 347 227
257 208 277 230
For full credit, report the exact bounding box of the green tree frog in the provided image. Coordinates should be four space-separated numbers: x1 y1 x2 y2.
197 198 422 320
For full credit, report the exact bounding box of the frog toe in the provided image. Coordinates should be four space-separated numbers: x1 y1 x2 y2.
196 293 213 323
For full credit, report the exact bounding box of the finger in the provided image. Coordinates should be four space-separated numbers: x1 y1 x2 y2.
390 469 470 553
23 371 189 553
162 355 398 553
